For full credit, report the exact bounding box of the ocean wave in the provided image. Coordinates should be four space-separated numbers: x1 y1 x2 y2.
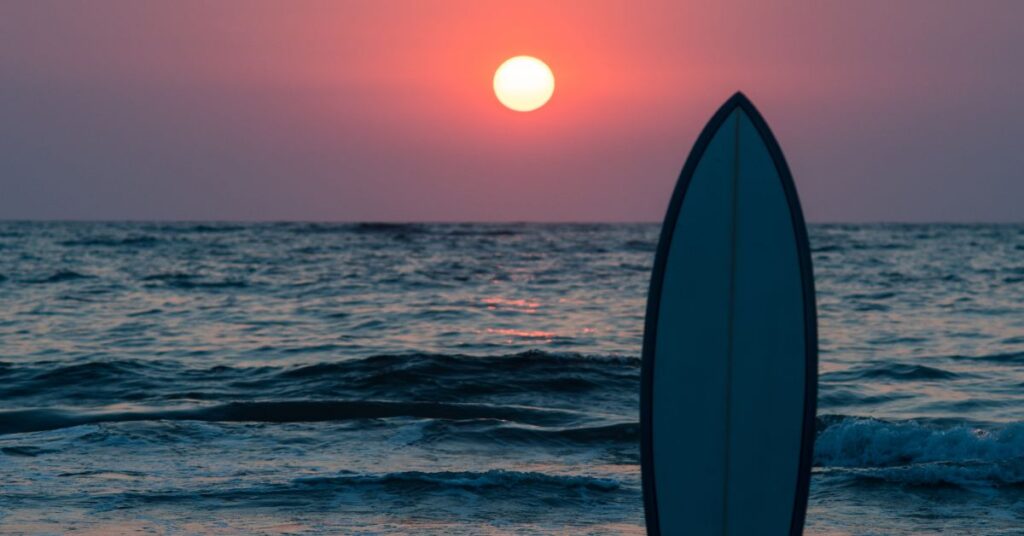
623 239 655 252
811 244 844 253
140 273 249 289
821 363 963 382
0 360 178 403
815 415 1023 467
418 420 639 446
817 387 915 408
25 270 93 284
180 223 246 233
278 222 429 235
293 469 621 493
353 222 427 233
0 400 585 435
441 227 522 237
814 415 1024 487
60 235 159 248
0 351 638 406
104 470 622 508
270 222 533 237
844 291 897 301
276 351 637 395
825 460 1024 489
33 359 169 380
949 351 1024 364
1 445 54 457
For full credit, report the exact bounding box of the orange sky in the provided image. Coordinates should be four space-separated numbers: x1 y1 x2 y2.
2 1 1023 221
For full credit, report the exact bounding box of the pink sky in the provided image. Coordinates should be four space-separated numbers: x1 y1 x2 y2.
2 1 1022 221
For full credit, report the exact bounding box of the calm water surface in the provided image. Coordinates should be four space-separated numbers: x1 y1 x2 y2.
0 222 1022 534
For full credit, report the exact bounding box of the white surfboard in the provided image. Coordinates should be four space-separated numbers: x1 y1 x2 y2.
641 92 817 535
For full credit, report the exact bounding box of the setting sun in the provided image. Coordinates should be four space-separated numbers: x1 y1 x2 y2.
493 56 555 112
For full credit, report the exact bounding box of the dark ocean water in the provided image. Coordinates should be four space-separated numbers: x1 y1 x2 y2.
0 222 1022 535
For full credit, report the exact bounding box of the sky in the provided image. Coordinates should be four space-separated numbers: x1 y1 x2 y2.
1 1 1022 222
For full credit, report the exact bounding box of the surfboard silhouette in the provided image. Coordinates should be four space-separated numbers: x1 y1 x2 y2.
641 92 817 535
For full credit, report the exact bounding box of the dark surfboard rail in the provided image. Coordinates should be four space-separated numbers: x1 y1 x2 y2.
640 92 817 535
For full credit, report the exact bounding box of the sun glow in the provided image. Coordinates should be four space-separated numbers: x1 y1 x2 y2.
493 56 555 112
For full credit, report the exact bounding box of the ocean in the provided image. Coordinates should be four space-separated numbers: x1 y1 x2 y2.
0 222 1021 535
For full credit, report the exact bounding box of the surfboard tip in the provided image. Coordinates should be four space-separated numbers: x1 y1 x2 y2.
726 90 750 105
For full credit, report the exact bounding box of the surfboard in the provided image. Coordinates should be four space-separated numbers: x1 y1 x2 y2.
640 92 817 536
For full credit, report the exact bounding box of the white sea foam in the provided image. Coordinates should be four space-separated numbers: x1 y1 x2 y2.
815 416 1024 487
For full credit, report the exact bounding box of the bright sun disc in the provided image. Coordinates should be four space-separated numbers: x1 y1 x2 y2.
493 56 555 112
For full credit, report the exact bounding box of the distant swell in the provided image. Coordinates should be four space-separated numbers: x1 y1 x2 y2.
26 270 92 284
60 235 159 248
292 469 621 494
420 420 640 446
141 273 249 289
0 351 638 406
949 351 1024 364
821 363 962 382
111 470 622 507
0 400 584 435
